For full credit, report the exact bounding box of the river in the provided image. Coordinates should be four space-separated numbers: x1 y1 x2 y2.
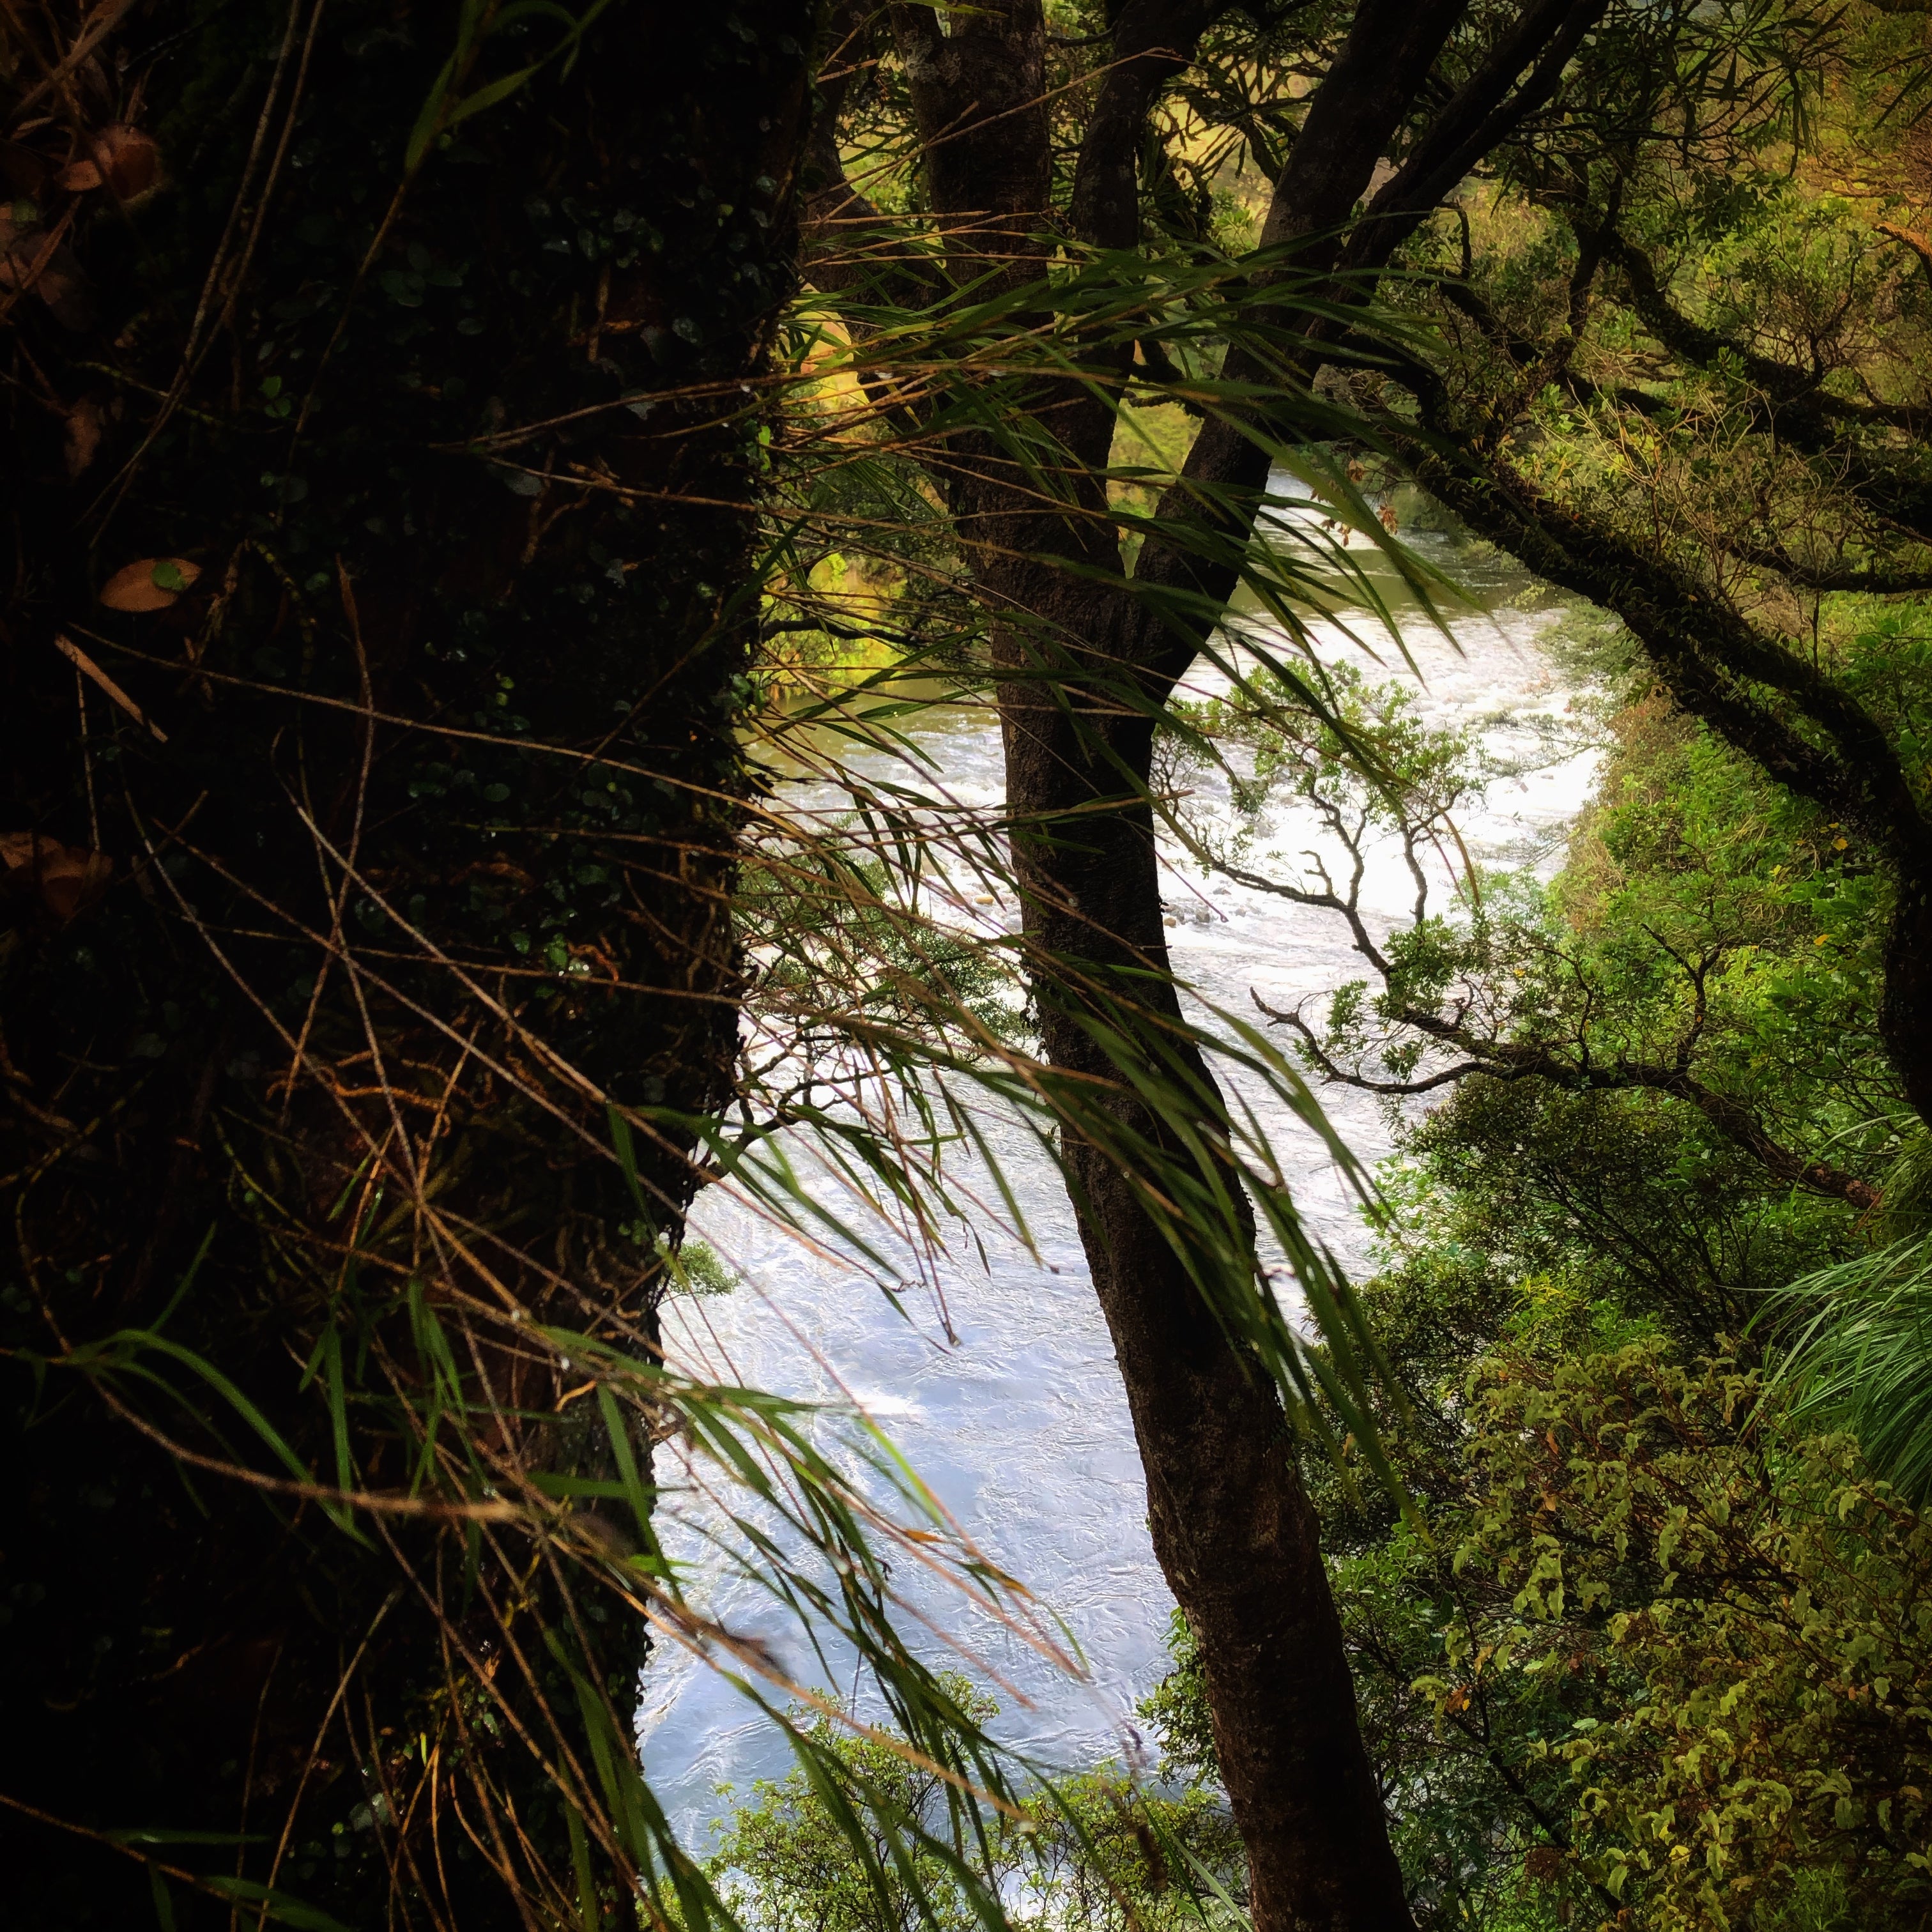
637 509 1604 1843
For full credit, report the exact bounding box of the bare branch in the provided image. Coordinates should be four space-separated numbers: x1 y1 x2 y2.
1258 983 1882 1210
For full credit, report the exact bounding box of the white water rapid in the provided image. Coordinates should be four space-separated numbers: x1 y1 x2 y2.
638 512 1604 1843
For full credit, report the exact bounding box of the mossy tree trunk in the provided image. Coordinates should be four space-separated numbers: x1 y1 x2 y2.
1 1 816 1922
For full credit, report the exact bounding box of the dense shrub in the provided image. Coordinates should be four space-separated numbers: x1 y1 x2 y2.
1443 1342 1932 1929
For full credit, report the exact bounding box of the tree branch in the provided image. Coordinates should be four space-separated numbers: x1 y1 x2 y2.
1128 0 1475 668
1128 0 1632 680
801 4 940 307
1067 0 1220 251
1575 215 1932 440
1254 992 1882 1210
1379 413 1932 877
1878 220 1932 297
1338 0 1612 279
1732 544 1932 595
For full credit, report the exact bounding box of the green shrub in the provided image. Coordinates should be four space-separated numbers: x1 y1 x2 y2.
1443 1342 1932 1929
704 1680 1245 1932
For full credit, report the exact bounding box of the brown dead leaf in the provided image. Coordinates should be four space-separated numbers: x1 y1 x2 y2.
0 217 95 330
0 832 112 924
1523 1846 1567 1885
63 397 103 479
100 556 201 611
58 125 160 200
34 245 96 328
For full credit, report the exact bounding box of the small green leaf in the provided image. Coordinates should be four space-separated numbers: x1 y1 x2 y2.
200 1876 356 1932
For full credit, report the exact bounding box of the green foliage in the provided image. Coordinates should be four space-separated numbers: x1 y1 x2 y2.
705 1681 1245 1932
13 0 1928 1924
1143 1569 1583 1930
1137 1611 1220 1793
1447 1340 1932 1931
1135 1282 1627 1930
1761 1215 1932 1503
1140 1323 1932 1932
1170 657 1488 862
1358 679 1897 1342
663 1238 739 1298
1181 601 1909 1365
1558 690 1894 1127
1145 537 1932 1929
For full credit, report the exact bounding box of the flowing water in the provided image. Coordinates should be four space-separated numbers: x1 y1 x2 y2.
638 512 1604 1843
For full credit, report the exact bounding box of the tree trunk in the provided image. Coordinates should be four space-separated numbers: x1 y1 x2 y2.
1 2 817 1921
1000 679 1414 1928
803 3 1621 1922
1883 876 1932 1130
958 8 1473 1925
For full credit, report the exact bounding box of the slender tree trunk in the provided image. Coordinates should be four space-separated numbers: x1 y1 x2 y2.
1883 878 1932 1129
968 7 1471 1922
804 2 1617 1921
999 679 1414 1928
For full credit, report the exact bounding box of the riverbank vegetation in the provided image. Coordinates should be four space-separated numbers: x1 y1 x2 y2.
1168 594 1932 1929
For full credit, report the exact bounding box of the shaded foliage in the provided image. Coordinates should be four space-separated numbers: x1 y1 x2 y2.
703 1682 1246 1932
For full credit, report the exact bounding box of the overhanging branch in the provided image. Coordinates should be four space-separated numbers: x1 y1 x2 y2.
1254 993 1882 1211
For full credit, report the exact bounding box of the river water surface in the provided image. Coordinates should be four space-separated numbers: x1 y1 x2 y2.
638 515 1603 1841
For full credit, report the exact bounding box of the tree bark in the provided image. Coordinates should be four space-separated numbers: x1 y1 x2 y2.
1 2 818 1921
